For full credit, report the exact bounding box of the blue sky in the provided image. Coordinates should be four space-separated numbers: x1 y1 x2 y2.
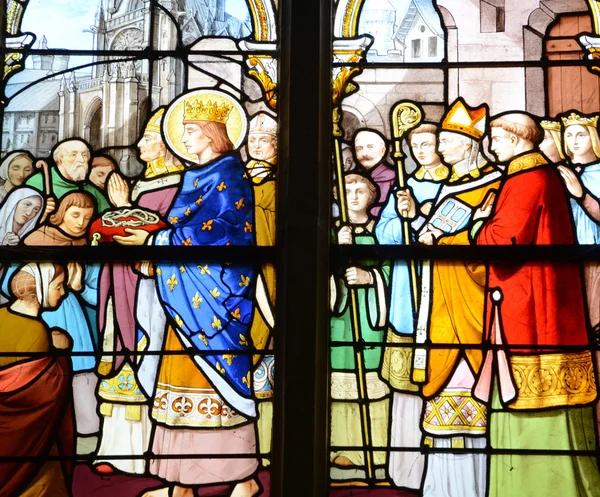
20 0 251 53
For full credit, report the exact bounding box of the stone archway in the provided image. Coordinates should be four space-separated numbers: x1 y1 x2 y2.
83 97 103 150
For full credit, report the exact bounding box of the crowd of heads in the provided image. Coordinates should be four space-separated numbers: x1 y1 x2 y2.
337 102 600 226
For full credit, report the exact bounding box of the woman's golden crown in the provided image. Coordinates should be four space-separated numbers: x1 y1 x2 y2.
183 99 233 124
562 112 599 128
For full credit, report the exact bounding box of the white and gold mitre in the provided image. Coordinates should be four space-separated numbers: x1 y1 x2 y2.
249 113 277 135
561 112 599 128
441 99 487 141
183 98 233 124
145 108 165 134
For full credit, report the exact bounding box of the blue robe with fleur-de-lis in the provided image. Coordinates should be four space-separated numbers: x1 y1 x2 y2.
153 152 257 418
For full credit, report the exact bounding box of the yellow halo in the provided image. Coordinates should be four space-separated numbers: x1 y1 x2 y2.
163 89 247 163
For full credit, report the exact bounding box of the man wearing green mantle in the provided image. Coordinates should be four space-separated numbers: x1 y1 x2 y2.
27 139 111 214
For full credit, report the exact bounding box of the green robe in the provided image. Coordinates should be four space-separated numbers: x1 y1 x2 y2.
329 223 390 478
27 168 110 213
330 227 389 372
489 381 600 497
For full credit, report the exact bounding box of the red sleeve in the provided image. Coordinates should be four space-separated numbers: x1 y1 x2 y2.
477 172 544 246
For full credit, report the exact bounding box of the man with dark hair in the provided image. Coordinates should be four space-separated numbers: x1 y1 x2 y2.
89 154 117 190
353 129 396 215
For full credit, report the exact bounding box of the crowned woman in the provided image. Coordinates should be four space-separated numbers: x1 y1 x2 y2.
540 119 567 165
556 111 600 437
115 90 260 497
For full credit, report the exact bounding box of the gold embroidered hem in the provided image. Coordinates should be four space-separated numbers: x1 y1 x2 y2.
380 331 419 393
330 371 390 400
423 389 487 435
423 436 468 449
100 402 143 421
152 326 247 428
507 152 547 176
508 351 597 410
98 363 147 404
152 383 246 428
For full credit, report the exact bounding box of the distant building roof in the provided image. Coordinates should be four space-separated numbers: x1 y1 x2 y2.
394 0 443 43
181 0 251 42
5 79 61 112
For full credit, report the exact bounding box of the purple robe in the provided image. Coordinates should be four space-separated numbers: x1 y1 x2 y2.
98 181 179 370
369 163 396 217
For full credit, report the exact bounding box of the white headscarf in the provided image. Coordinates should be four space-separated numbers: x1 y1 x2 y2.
0 187 44 243
0 152 31 183
19 263 56 307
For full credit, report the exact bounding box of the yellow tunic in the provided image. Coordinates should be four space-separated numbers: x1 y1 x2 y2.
246 159 276 353
423 166 501 398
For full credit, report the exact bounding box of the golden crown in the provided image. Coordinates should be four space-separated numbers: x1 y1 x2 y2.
540 120 561 131
183 99 233 125
145 108 165 134
561 112 599 128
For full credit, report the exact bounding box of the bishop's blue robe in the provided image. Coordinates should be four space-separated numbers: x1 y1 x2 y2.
375 176 442 335
153 153 258 419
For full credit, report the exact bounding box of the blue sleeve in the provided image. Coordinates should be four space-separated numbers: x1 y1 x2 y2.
375 190 404 245
79 263 101 307
0 264 18 299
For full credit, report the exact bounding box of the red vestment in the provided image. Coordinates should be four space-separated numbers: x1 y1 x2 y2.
476 153 589 349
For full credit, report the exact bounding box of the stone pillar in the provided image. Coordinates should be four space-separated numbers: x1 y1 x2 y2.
101 67 111 148
120 62 140 173
58 75 69 141
67 73 78 137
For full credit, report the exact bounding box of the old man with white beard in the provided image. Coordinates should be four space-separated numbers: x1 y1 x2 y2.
26 139 111 214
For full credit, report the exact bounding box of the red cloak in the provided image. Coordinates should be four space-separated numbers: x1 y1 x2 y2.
0 356 74 497
476 154 589 350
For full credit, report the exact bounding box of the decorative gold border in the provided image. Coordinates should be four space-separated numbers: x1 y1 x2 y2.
509 351 597 410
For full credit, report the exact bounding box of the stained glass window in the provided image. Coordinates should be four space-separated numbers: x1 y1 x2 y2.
330 0 600 496
6 0 600 496
1 0 278 495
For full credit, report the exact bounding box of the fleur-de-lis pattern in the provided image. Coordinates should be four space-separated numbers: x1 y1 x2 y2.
153 155 258 400
192 292 202 309
167 274 179 291
223 352 235 366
